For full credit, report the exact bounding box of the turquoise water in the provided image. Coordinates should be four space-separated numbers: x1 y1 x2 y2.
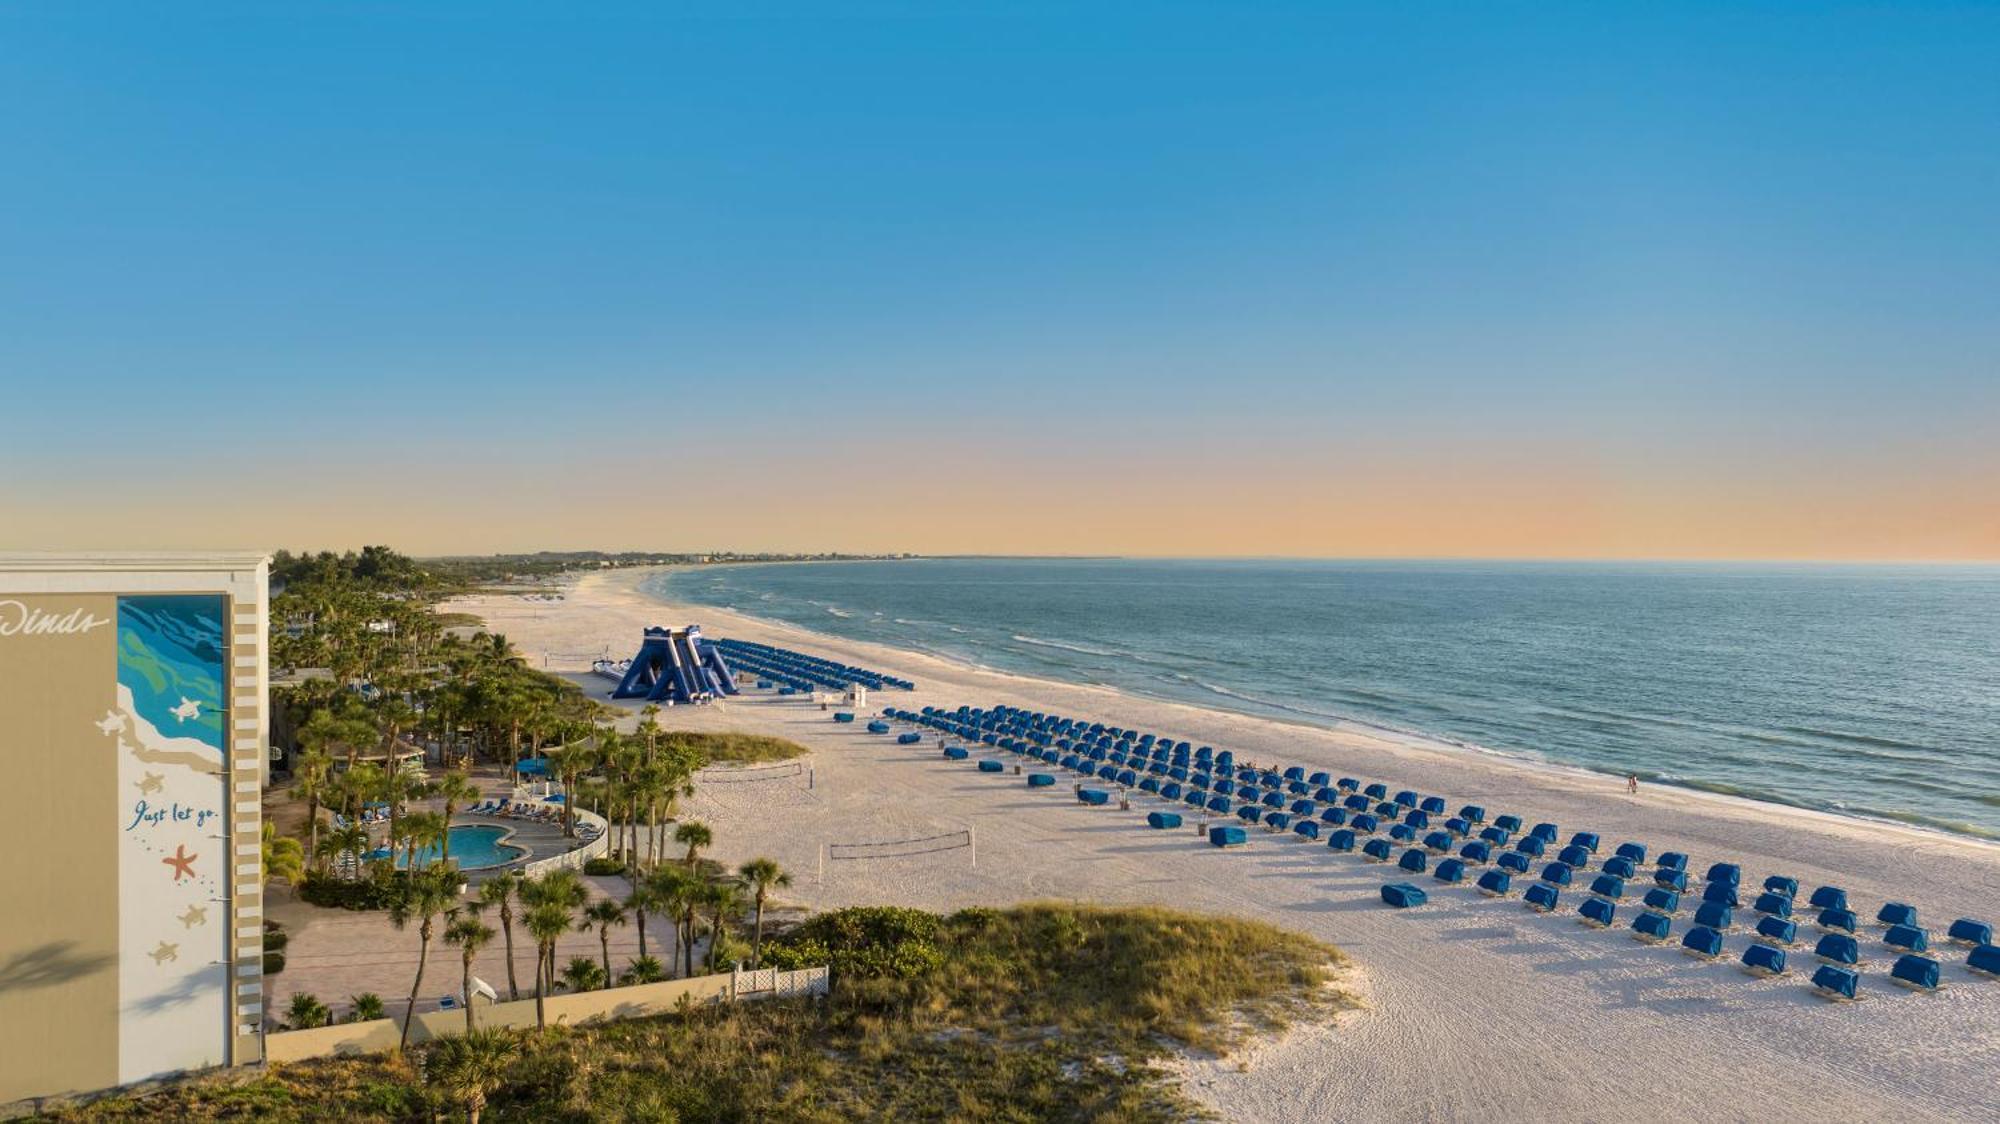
381 824 525 870
118 595 226 749
652 559 2000 840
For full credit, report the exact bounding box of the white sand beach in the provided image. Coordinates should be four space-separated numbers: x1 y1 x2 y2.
455 568 2000 1123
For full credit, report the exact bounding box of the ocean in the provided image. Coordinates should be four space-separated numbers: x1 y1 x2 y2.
645 558 2000 840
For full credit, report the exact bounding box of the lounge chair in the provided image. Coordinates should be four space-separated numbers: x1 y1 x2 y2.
1614 842 1647 866
1529 822 1559 845
1705 863 1741 889
1807 885 1847 913
1656 851 1688 873
1814 933 1861 967
1810 964 1860 1001
1403 810 1430 829
1752 892 1793 919
1381 882 1428 908
1363 838 1393 863
1632 910 1672 944
1643 888 1681 914
1654 868 1689 893
1423 831 1454 854
1493 815 1523 835
1884 924 1929 954
1459 804 1487 824
1477 869 1513 898
1601 856 1637 881
1755 916 1799 946
1479 826 1511 846
1540 862 1574 887
1459 840 1493 865
1681 925 1725 960
1320 807 1348 826
1701 882 1740 909
1741 943 1787 978
1946 919 1992 947
1877 902 1919 929
1579 897 1616 929
1525 883 1560 913
1208 825 1248 848
1889 954 1944 993
1146 811 1183 830
1569 832 1600 854
1363 783 1388 799
1351 814 1380 833
1433 858 1467 884
1968 944 2000 979
1419 796 1448 816
1444 816 1472 837
1024 772 1053 787
1515 835 1547 858
1393 789 1418 808
1328 829 1358 853
1588 874 1627 901
978 759 1005 773
1398 848 1429 874
1389 823 1417 843
1817 907 1859 934
1557 844 1593 870
1762 875 1798 899
1497 851 1532 875
1693 902 1734 932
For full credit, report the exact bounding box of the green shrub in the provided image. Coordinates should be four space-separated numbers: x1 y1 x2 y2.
299 871 402 911
582 856 627 877
763 905 944 983
263 929 290 952
262 951 286 975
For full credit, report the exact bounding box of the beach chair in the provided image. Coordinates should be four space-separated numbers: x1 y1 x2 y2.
1321 807 1348 826
1146 811 1182 830
1529 822 1559 845
1393 789 1418 809
1569 832 1600 854
1294 820 1321 841
1680 925 1725 961
1741 943 1788 978
1479 825 1511 847
1398 848 1429 874
1588 874 1627 901
1515 835 1547 859
1363 838 1394 863
1890 954 1944 994
1160 782 1182 801
1477 870 1513 898
1342 794 1371 812
1206 796 1231 814
1337 777 1360 792
1444 816 1472 837
1540 862 1574 888
1459 840 1493 865
1351 814 1380 834
1643 888 1681 914
1493 814 1524 835
1947 919 1993 947
1419 796 1447 816
1762 875 1798 899
438 995 459 1011
1700 882 1740 909
1755 916 1799 947
1632 911 1673 944
1208 825 1248 848
1655 851 1688 873
1814 933 1861 967
943 746 971 761
1389 823 1418 843
1497 852 1532 875
1459 804 1487 824
1557 844 1593 870
1811 964 1860 1001
1601 856 1637 881
1376 801 1401 818
1877 902 1919 928
978 759 1005 773
1614 842 1648 866
1289 798 1315 816
1693 902 1734 932
1817 907 1858 934
1363 783 1388 800
1579 897 1616 929
1525 883 1561 913
1328 829 1358 853
1403 809 1430 830
1704 863 1741 889
1752 892 1793 919
1433 858 1467 884
1264 813 1293 832
1077 788 1110 806
1968 944 2000 979
1381 882 1428 908
1423 831 1454 855
1238 806 1263 824
1883 924 1929 954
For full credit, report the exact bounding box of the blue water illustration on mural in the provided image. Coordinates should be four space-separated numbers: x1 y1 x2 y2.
118 595 226 750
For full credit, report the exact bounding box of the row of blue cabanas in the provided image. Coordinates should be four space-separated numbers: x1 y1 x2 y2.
714 637 915 693
879 701 1997 1001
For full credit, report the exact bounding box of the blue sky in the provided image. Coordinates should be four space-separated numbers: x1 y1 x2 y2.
3 3 1997 557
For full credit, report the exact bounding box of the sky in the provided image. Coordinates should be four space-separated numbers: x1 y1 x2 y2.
2 2 1997 561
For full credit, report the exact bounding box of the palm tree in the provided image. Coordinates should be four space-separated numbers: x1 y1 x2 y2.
399 810 449 871
443 913 496 1033
645 865 698 978
348 992 386 1022
702 878 744 973
388 867 460 1050
422 1029 519 1124
674 820 712 867
262 823 306 889
292 747 333 866
621 956 665 985
286 992 329 1029
523 901 571 1030
479 873 522 1001
561 956 605 993
432 770 481 864
379 767 433 870
324 822 370 881
737 858 791 967
580 900 626 985
624 879 656 962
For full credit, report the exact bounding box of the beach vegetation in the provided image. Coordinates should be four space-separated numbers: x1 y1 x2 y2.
44 904 1345 1122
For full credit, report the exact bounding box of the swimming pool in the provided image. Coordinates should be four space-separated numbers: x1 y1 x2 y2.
373 824 526 871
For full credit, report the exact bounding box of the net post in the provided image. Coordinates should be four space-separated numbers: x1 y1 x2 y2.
968 826 976 869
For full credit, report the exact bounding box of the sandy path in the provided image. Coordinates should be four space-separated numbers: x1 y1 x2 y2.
454 569 2000 1123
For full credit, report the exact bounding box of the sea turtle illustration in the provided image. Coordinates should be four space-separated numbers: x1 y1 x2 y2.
170 697 202 723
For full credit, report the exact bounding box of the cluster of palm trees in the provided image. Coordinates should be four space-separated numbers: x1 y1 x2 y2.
291 748 482 879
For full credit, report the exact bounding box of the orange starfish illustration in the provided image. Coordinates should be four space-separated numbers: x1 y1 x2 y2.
162 844 198 882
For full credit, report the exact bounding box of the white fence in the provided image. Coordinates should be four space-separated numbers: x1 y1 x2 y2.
520 801 611 878
733 964 830 1000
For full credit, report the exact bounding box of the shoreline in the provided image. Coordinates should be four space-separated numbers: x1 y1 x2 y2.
631 563 2000 855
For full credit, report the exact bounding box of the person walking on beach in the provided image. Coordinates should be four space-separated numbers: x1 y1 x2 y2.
1627 774 1639 795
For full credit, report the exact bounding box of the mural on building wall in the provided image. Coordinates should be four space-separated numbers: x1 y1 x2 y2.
111 595 230 1083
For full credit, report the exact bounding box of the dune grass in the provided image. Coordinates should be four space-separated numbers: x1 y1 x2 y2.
661 730 810 766
36 904 1349 1123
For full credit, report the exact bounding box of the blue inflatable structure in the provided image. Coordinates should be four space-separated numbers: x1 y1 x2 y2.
611 626 740 704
